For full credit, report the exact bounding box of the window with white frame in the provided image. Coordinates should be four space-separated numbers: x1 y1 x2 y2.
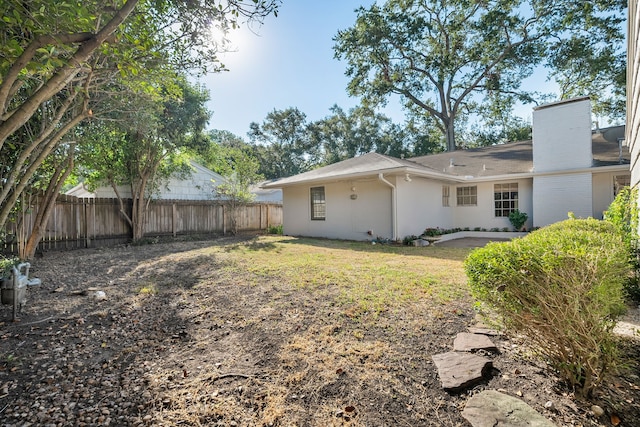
442 185 450 207
494 183 519 217
310 186 326 220
456 186 477 206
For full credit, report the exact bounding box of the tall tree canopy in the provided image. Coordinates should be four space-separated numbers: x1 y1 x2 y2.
308 104 440 165
78 77 211 241
334 0 625 152
248 108 314 179
240 106 441 179
0 0 279 233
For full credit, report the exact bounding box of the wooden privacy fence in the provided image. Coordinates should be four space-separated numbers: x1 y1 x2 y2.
2 195 283 255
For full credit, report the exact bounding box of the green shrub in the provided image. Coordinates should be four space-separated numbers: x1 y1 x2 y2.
403 235 418 245
508 209 528 231
422 227 444 237
465 218 630 397
604 187 640 301
266 224 283 235
0 257 19 279
604 187 638 246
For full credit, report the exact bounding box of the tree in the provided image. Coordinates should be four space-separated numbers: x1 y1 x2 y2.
196 129 252 173
308 105 413 165
248 108 313 179
334 0 625 152
465 114 532 148
20 143 76 259
195 130 265 235
211 147 264 235
0 0 279 233
80 77 210 241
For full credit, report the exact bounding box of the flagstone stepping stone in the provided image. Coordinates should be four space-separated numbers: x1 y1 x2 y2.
454 332 499 353
462 390 556 427
432 352 492 392
468 326 501 336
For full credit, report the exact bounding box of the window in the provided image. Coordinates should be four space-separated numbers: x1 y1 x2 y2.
494 183 518 217
310 186 326 220
457 186 477 206
614 175 631 196
442 186 450 207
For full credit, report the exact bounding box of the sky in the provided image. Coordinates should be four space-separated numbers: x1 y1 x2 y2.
199 1 571 140
200 1 390 139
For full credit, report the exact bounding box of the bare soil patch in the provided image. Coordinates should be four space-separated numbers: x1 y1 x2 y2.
1 234 639 426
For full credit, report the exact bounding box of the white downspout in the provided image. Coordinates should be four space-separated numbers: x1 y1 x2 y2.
378 173 397 241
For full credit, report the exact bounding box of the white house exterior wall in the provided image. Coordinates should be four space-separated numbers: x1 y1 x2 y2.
533 173 592 226
91 162 223 200
592 172 619 219
281 179 392 241
161 168 217 200
532 98 592 173
395 178 454 238
452 179 533 231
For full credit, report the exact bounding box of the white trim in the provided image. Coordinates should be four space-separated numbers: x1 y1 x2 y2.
378 174 397 241
433 231 529 243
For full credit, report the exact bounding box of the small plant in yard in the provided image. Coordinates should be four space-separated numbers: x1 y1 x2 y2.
138 283 158 295
508 209 528 231
1 353 20 370
267 224 283 235
402 235 419 245
422 227 443 237
465 218 630 397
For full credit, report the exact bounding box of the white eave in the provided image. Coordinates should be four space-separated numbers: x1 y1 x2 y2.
262 162 630 189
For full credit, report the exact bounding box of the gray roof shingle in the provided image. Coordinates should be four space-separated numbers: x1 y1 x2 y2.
262 125 628 188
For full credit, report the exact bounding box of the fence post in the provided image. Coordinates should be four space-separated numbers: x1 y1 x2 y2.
222 205 226 235
172 202 177 237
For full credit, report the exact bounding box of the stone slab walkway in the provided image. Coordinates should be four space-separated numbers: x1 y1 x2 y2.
432 329 556 426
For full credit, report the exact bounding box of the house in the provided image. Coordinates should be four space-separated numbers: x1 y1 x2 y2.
262 97 629 241
66 161 283 203
251 181 284 204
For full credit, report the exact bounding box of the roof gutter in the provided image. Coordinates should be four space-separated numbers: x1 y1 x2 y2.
378 173 397 241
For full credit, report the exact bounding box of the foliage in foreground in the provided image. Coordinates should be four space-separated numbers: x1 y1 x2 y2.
604 187 640 301
465 218 630 397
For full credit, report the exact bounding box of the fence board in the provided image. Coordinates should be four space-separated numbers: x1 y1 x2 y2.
2 196 282 255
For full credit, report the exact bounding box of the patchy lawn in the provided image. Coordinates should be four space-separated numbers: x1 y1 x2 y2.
0 234 639 426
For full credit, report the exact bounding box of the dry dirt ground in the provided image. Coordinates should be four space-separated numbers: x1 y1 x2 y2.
1 234 640 427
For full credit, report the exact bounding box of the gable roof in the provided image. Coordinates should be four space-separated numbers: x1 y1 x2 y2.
262 125 628 188
262 152 443 187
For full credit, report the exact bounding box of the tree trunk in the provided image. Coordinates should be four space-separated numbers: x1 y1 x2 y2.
130 171 152 242
131 196 146 241
445 118 456 152
21 146 75 259
0 109 87 231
